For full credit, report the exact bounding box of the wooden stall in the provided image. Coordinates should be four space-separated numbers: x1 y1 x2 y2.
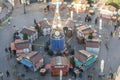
51 56 69 76
76 25 94 44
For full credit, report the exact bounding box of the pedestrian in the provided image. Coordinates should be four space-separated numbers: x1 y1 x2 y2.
0 72 3 80
13 50 16 56
8 19 10 25
105 42 108 50
5 48 8 53
8 47 11 54
47 5 49 11
110 31 113 37
114 24 117 31
118 32 120 39
6 70 10 77
95 17 98 24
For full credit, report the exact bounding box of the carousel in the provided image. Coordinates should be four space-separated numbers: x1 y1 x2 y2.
49 0 67 10
67 0 89 13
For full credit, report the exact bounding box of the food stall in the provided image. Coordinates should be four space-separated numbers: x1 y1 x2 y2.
76 25 94 43
17 51 43 72
51 56 70 76
86 38 100 54
100 5 117 20
74 50 98 70
70 0 88 13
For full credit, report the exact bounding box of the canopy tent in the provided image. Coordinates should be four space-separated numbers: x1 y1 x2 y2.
20 59 33 68
100 10 113 16
75 58 83 67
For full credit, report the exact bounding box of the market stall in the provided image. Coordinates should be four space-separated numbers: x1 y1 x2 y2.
70 0 88 13
76 25 95 43
74 50 98 70
86 38 100 54
51 56 70 76
100 5 117 20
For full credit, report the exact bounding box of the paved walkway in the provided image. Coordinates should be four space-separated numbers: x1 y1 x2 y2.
0 2 120 80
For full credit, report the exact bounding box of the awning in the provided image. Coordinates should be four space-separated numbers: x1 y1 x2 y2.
20 59 33 68
85 57 97 66
75 59 83 67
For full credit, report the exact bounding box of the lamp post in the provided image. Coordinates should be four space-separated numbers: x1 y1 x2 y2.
23 0 26 14
60 70 62 80
99 18 102 38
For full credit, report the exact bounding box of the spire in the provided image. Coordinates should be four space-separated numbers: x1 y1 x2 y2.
52 0 62 30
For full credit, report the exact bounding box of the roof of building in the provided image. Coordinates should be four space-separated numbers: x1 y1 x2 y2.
74 52 87 63
20 27 36 36
51 56 69 66
79 50 92 58
15 39 30 50
25 51 38 60
77 25 94 35
86 38 100 48
31 53 43 64
102 5 116 12
16 51 38 61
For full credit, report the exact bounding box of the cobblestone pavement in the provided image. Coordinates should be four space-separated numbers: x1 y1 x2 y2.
0 2 120 80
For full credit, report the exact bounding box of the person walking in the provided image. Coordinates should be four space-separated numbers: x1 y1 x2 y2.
8 47 11 54
47 5 49 11
110 31 113 37
114 24 117 31
118 32 120 39
95 17 98 24
0 72 3 80
5 48 8 53
6 70 10 77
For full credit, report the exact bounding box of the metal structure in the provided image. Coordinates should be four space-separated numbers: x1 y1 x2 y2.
50 0 65 53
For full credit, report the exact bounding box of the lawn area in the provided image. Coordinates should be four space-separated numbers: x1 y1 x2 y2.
106 0 120 9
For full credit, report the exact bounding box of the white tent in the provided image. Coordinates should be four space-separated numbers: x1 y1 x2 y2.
100 9 113 16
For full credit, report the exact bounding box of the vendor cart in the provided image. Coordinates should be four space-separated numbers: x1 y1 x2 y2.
40 68 47 76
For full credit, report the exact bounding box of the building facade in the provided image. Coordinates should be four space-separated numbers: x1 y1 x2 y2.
8 0 20 6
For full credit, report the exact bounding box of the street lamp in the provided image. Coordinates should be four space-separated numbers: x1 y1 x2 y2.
99 18 102 38
23 0 26 14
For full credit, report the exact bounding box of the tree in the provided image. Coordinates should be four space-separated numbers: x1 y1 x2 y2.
70 56 75 68
88 33 93 39
23 33 28 40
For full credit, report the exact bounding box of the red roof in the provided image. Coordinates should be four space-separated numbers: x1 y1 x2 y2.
15 39 30 50
31 54 43 64
86 39 100 48
35 62 42 67
74 52 86 63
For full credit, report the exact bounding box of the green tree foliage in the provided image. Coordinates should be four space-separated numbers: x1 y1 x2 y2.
23 33 28 40
106 0 120 9
70 56 75 68
88 33 93 39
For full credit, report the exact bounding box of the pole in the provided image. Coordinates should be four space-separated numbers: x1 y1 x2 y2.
99 18 102 38
23 0 26 14
71 11 73 20
60 70 62 80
